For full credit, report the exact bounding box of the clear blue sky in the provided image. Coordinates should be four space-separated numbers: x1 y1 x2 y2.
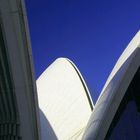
25 0 140 102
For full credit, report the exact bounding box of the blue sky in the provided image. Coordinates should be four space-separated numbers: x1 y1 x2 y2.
25 0 140 102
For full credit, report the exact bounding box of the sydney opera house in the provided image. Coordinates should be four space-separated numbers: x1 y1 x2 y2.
1 0 140 140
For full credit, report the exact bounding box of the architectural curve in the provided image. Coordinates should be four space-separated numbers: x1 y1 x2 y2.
66 58 94 110
82 31 140 140
37 58 94 140
2 0 140 139
0 0 40 139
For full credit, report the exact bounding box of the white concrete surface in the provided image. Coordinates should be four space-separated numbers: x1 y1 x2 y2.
37 58 94 140
83 31 140 140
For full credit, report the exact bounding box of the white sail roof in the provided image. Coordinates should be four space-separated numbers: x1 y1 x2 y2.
37 58 94 140
83 31 140 140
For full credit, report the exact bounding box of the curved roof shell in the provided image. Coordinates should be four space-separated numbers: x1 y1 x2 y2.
37 58 94 140
83 31 140 140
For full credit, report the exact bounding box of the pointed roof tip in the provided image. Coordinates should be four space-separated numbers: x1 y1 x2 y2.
54 57 79 70
37 56 94 109
54 57 73 64
55 57 68 61
54 57 81 70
